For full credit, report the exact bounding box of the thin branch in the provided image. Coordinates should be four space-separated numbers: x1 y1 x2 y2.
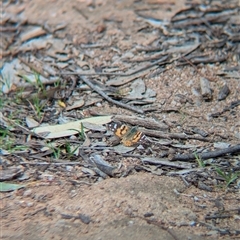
60 55 169 77
18 56 49 79
20 162 83 165
80 76 144 114
60 43 200 77
172 144 240 161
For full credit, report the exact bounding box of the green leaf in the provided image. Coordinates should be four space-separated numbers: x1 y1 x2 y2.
0 182 25 192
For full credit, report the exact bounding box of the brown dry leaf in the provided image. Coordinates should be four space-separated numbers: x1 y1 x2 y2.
76 60 90 68
106 69 151 87
65 99 85 111
125 79 146 100
84 97 103 107
51 39 66 52
0 168 23 181
25 116 40 129
17 37 53 52
0 59 23 93
111 145 136 154
82 122 106 132
82 135 92 147
20 26 46 42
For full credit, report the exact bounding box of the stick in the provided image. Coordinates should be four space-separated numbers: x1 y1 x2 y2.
80 76 144 114
172 144 240 161
60 55 169 77
60 43 199 78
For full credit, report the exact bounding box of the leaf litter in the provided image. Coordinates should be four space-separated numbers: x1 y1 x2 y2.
0 0 240 239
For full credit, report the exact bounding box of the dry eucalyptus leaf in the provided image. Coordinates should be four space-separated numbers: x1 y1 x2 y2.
20 27 46 42
25 116 39 129
0 168 23 181
66 99 85 111
0 182 25 192
82 122 106 132
84 97 103 107
76 60 90 68
32 116 112 139
82 135 91 147
55 62 69 69
111 145 136 154
125 79 146 100
50 38 66 53
18 37 53 52
1 59 22 93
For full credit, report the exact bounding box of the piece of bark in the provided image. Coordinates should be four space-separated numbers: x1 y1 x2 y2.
20 27 46 42
0 168 22 181
113 115 169 130
200 77 212 100
218 84 230 101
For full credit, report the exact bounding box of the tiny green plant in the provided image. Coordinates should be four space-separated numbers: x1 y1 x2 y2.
19 74 32 84
54 78 61 88
8 145 29 152
34 72 44 91
80 122 85 141
20 72 46 95
0 127 14 151
215 167 240 187
0 127 11 139
31 96 46 119
1 139 28 152
0 97 4 109
1 74 11 91
179 109 187 125
15 87 25 103
64 141 79 158
52 147 61 159
194 152 205 168
47 143 61 159
69 123 86 141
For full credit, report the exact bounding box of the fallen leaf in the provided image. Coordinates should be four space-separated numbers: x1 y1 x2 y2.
26 116 40 128
20 26 46 42
0 182 25 192
32 116 112 139
66 99 85 111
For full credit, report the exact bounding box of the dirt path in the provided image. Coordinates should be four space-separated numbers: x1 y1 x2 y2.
1 173 227 240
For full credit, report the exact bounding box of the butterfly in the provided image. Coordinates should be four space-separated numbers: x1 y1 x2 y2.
108 122 145 147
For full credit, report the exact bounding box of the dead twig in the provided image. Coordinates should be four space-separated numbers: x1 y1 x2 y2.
18 56 49 79
142 157 193 169
141 128 211 142
20 161 83 166
2 115 44 139
80 76 144 114
113 115 169 130
60 55 169 77
172 144 240 161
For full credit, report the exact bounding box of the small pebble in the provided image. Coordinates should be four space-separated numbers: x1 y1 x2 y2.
144 212 154 217
66 166 73 172
26 202 34 207
23 189 32 197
